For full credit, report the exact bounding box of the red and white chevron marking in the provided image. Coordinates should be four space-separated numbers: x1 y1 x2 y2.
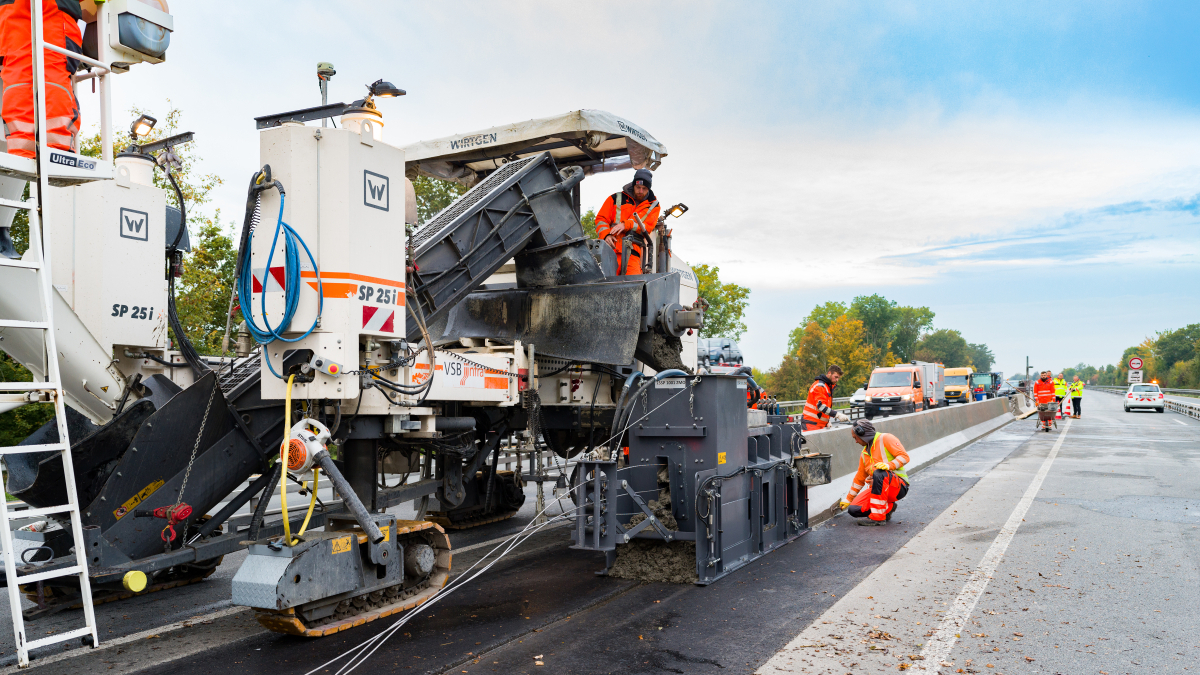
251 266 287 292
362 305 395 333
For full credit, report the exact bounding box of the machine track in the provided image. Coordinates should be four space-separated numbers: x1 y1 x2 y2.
425 509 518 531
253 520 451 637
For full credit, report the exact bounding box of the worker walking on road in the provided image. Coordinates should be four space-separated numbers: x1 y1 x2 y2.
840 419 909 525
0 0 88 259
1070 376 1084 419
1034 370 1056 431
802 364 849 431
594 168 660 275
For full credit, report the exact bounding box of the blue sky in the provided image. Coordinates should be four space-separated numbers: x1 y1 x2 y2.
81 1 1200 376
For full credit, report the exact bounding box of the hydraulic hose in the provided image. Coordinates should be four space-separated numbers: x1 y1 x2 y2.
281 374 296 545
236 175 324 379
160 166 209 379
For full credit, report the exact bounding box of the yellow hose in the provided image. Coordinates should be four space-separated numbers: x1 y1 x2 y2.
280 374 321 546
281 374 294 546
295 469 319 541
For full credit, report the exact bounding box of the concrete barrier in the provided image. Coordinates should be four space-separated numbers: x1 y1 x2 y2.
802 398 1014 525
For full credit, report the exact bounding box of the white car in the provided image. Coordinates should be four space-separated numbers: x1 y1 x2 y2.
1125 383 1165 413
850 388 866 405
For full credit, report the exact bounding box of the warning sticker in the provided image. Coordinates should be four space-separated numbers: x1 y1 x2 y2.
717 452 727 465
736 380 747 389
379 525 390 542
331 536 353 555
112 479 164 521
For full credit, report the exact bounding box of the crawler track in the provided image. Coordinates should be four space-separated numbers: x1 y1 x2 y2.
253 520 451 637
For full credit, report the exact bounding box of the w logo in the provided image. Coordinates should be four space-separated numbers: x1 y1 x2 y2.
119 207 149 241
364 170 389 211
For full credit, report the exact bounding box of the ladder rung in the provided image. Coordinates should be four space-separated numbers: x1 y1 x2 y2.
0 197 31 211
0 443 66 455
0 257 40 270
11 504 75 520
0 320 48 329
0 382 58 392
23 626 93 652
15 564 81 585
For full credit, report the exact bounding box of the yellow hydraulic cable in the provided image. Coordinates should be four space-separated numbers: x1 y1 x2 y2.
281 374 295 546
295 468 320 541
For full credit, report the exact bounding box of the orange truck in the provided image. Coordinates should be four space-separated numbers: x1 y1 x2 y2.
863 361 945 419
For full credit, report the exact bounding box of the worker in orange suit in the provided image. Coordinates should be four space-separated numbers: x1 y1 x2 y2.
840 419 909 525
801 364 847 431
0 0 85 157
594 168 660 275
0 0 87 259
1033 370 1056 431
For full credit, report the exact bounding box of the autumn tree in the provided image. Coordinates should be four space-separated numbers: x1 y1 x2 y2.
825 315 873 391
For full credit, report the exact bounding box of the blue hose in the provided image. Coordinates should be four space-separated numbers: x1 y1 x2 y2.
237 193 323 379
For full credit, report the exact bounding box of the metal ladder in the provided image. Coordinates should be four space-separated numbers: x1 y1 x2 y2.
0 0 106 666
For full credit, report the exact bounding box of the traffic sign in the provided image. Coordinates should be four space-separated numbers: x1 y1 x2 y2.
1128 369 1144 383
1128 357 1144 370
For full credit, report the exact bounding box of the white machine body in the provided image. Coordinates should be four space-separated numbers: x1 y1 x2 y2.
254 121 406 401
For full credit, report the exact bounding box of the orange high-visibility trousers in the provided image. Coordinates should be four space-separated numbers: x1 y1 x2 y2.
848 469 908 521
0 0 81 157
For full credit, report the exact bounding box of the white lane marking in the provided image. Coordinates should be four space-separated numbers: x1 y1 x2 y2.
913 418 1072 672
0 605 248 674
1174 419 1188 426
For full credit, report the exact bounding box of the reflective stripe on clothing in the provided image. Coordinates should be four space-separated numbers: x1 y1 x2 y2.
802 378 834 430
1069 381 1084 397
845 432 910 500
0 0 82 157
1053 378 1068 397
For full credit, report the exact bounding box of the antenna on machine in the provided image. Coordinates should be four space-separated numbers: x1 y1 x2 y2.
317 61 336 126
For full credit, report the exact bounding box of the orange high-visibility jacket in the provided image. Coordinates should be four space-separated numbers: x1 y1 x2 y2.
0 0 83 157
802 376 835 429
595 187 660 275
845 432 910 501
1034 379 1056 405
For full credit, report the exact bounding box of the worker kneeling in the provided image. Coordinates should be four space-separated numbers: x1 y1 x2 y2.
840 419 909 525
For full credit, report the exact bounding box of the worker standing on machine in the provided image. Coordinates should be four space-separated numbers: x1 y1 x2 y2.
839 419 909 525
801 364 849 431
0 0 89 259
1070 375 1084 419
594 168 660 275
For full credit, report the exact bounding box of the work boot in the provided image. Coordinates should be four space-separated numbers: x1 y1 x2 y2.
0 227 17 259
886 503 897 522
856 519 884 526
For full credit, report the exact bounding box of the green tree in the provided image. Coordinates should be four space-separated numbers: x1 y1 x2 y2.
412 175 467 224
848 294 897 355
1153 324 1200 371
890 306 935 362
966 343 995 372
0 353 53 448
802 301 847 331
693 264 750 340
580 208 597 239
175 218 238 354
913 329 972 367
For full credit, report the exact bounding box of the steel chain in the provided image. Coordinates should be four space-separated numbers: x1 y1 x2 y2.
175 381 217 510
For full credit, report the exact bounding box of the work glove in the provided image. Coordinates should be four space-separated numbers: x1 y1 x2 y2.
835 412 850 423
839 500 850 510
874 461 890 472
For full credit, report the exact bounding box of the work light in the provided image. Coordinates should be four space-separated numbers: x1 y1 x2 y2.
130 114 157 139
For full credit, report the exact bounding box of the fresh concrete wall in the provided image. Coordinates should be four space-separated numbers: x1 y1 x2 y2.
803 398 1014 525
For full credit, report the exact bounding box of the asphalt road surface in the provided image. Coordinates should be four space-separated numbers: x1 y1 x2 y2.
4 391 1197 674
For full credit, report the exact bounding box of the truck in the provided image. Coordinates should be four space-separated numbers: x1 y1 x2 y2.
971 371 1004 399
863 363 927 419
944 366 975 404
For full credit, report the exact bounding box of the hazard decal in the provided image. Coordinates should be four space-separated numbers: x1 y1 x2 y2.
113 479 165 521
362 305 395 333
251 266 287 293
